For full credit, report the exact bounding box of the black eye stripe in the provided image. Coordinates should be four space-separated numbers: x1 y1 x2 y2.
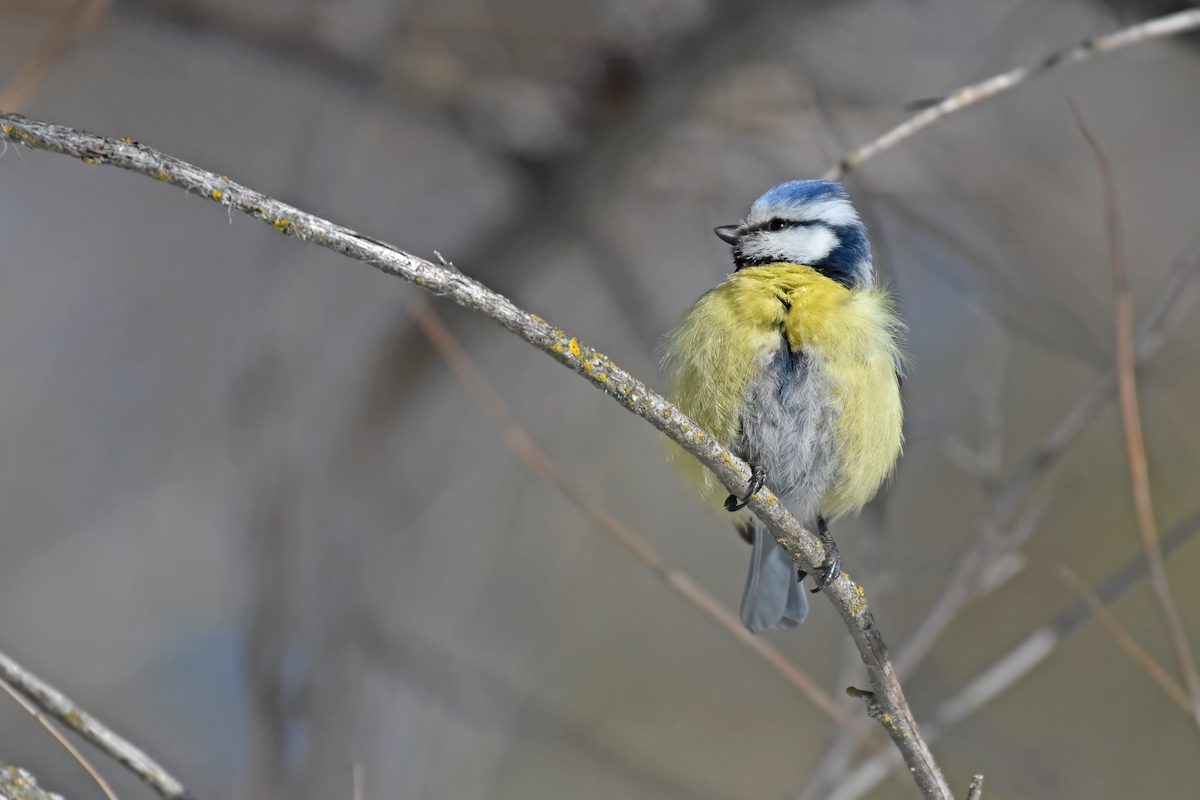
746 218 817 234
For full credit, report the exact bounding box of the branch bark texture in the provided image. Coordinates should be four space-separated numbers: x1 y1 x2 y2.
1 765 65 800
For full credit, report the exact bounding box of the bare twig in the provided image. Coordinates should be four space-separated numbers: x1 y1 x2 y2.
965 775 984 800
413 300 875 742
1058 566 1190 714
0 676 120 800
892 253 1200 682
1074 108 1200 733
0 0 116 111
822 9 1200 180
847 200 1200 746
0 113 953 800
0 649 196 800
825 501 1200 800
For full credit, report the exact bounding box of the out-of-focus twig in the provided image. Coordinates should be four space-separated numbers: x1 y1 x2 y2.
822 9 1200 180
1058 566 1190 714
1074 107 1200 734
0 0 116 111
965 775 984 800
0 675 120 800
825 501 1200 800
845 249 1200 797
892 251 1200 681
0 648 197 800
411 299 875 743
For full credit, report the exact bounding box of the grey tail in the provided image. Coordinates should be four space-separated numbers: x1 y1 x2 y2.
740 519 809 633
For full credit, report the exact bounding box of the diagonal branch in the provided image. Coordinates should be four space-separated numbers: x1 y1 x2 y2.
0 649 197 800
413 299 875 742
822 9 1200 180
1058 566 1190 714
0 111 954 800
0 675 121 800
1074 108 1200 733
891 251 1200 682
0 0 116 111
826 501 1200 800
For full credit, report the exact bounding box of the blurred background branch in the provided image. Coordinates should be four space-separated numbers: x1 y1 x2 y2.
0 0 115 111
822 8 1200 180
1074 107 1200 732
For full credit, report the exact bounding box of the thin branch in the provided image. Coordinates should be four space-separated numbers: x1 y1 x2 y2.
413 299 875 742
891 253 1200 681
852 255 1200 795
1058 566 1190 714
0 676 120 800
1074 107 1200 733
822 9 1200 180
965 775 984 800
0 112 953 800
0 649 196 800
0 0 117 111
825 501 1200 800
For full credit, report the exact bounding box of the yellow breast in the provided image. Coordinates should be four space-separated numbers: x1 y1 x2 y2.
664 263 903 517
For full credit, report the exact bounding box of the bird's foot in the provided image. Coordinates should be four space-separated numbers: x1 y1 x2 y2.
724 463 767 512
810 516 842 593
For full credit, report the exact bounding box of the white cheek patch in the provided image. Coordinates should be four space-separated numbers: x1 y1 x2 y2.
741 225 838 265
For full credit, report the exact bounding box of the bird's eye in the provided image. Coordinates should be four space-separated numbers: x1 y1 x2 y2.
767 218 788 232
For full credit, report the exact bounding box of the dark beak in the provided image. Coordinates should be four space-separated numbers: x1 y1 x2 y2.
714 225 740 245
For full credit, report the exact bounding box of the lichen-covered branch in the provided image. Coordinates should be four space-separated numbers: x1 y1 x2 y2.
0 649 197 800
1 765 65 800
0 676 119 800
0 112 953 800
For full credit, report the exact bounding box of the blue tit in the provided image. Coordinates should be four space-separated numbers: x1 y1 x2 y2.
662 180 904 633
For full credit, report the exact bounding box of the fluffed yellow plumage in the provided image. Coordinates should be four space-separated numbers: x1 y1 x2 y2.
665 262 903 519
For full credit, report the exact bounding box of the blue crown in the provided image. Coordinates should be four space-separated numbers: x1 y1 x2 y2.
750 180 848 214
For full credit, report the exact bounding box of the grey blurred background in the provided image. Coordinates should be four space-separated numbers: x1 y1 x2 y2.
2 1 1200 799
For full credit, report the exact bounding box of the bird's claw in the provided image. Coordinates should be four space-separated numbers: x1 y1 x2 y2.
810 516 842 593
724 463 767 512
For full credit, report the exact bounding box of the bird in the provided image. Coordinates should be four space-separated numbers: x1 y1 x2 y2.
662 180 904 633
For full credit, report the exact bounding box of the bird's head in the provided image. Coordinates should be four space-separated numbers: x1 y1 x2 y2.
715 180 873 288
